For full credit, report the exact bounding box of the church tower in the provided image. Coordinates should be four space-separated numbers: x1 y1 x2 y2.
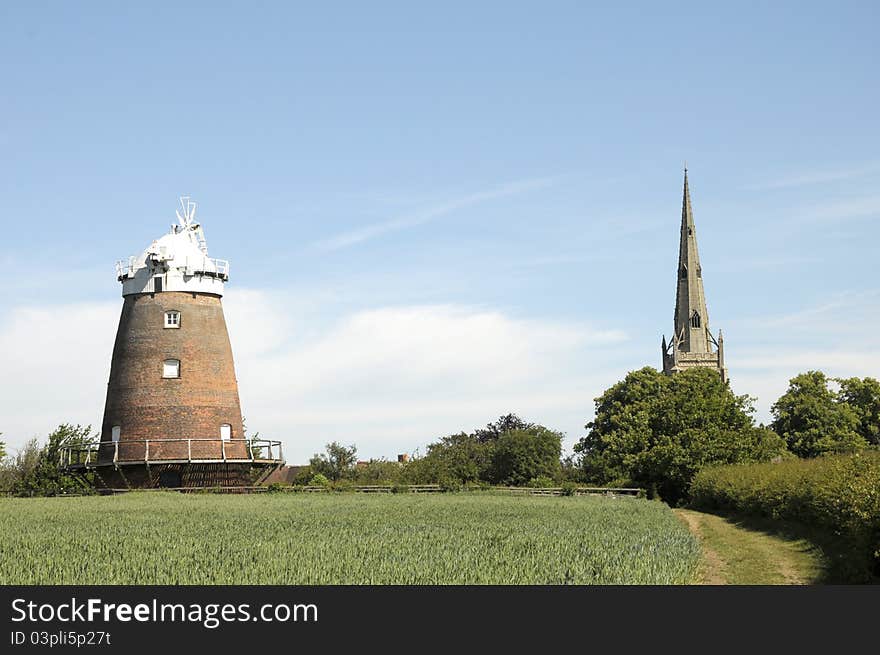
661 169 728 382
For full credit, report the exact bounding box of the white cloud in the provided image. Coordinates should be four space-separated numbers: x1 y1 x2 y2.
0 292 628 463
228 297 628 461
0 302 117 449
4 287 876 465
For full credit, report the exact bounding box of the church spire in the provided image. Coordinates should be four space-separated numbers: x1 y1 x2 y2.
662 167 728 382
673 166 711 353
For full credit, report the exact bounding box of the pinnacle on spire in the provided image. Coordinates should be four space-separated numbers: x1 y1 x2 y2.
681 167 694 229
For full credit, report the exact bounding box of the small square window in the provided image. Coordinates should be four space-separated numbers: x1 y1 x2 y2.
164 311 181 328
163 359 180 378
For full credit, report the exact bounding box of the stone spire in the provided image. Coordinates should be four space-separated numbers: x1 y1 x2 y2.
673 167 711 353
662 168 728 382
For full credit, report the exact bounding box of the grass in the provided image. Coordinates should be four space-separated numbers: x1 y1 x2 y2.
0 492 700 585
675 509 826 584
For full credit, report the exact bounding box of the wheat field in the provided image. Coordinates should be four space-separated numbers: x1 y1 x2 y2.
0 492 700 584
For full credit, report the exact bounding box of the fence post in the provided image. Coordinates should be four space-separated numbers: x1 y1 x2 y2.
188 439 192 462
145 440 150 463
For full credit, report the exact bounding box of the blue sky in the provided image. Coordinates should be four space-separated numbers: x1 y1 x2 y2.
1 2 878 462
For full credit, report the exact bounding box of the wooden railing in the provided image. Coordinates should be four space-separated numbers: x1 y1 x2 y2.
70 484 644 496
495 486 643 497
61 438 284 468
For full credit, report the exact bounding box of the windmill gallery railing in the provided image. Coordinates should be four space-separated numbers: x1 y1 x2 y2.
115 256 230 280
61 438 284 469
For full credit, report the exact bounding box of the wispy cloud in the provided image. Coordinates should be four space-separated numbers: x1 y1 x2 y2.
721 290 880 423
313 175 563 252
712 253 822 274
757 290 880 328
743 162 880 191
803 195 880 222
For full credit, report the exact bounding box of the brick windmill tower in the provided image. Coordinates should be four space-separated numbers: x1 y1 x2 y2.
66 198 282 488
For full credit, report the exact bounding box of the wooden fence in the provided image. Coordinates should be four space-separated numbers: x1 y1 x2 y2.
5 483 643 497
82 484 641 496
494 486 643 497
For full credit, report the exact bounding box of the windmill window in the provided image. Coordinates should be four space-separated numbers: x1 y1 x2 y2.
680 266 687 279
220 424 232 441
162 359 180 378
164 311 181 328
111 426 121 443
691 312 701 328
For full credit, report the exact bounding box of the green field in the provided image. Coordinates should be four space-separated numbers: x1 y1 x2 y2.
0 492 700 584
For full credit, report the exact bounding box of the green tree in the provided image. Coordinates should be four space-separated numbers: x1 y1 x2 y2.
309 441 358 481
290 465 314 485
771 371 866 457
836 376 880 446
575 367 787 504
403 432 492 485
0 434 14 492
354 459 405 485
401 414 562 486
473 413 537 443
13 424 95 496
489 427 563 486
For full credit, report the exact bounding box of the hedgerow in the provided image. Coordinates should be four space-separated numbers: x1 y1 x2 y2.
689 451 880 580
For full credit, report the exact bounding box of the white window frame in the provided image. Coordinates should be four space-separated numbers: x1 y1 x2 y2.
111 426 121 443
220 424 232 441
164 310 181 329
162 359 180 379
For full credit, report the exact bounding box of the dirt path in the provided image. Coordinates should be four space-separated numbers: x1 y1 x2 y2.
675 509 824 585
676 509 726 584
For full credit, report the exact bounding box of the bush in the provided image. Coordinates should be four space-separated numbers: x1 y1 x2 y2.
438 477 462 492
265 482 287 493
4 425 97 496
560 481 577 496
331 479 356 492
527 476 556 488
690 451 880 580
290 466 313 486
391 484 409 494
354 459 404 485
308 473 331 488
397 414 564 487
